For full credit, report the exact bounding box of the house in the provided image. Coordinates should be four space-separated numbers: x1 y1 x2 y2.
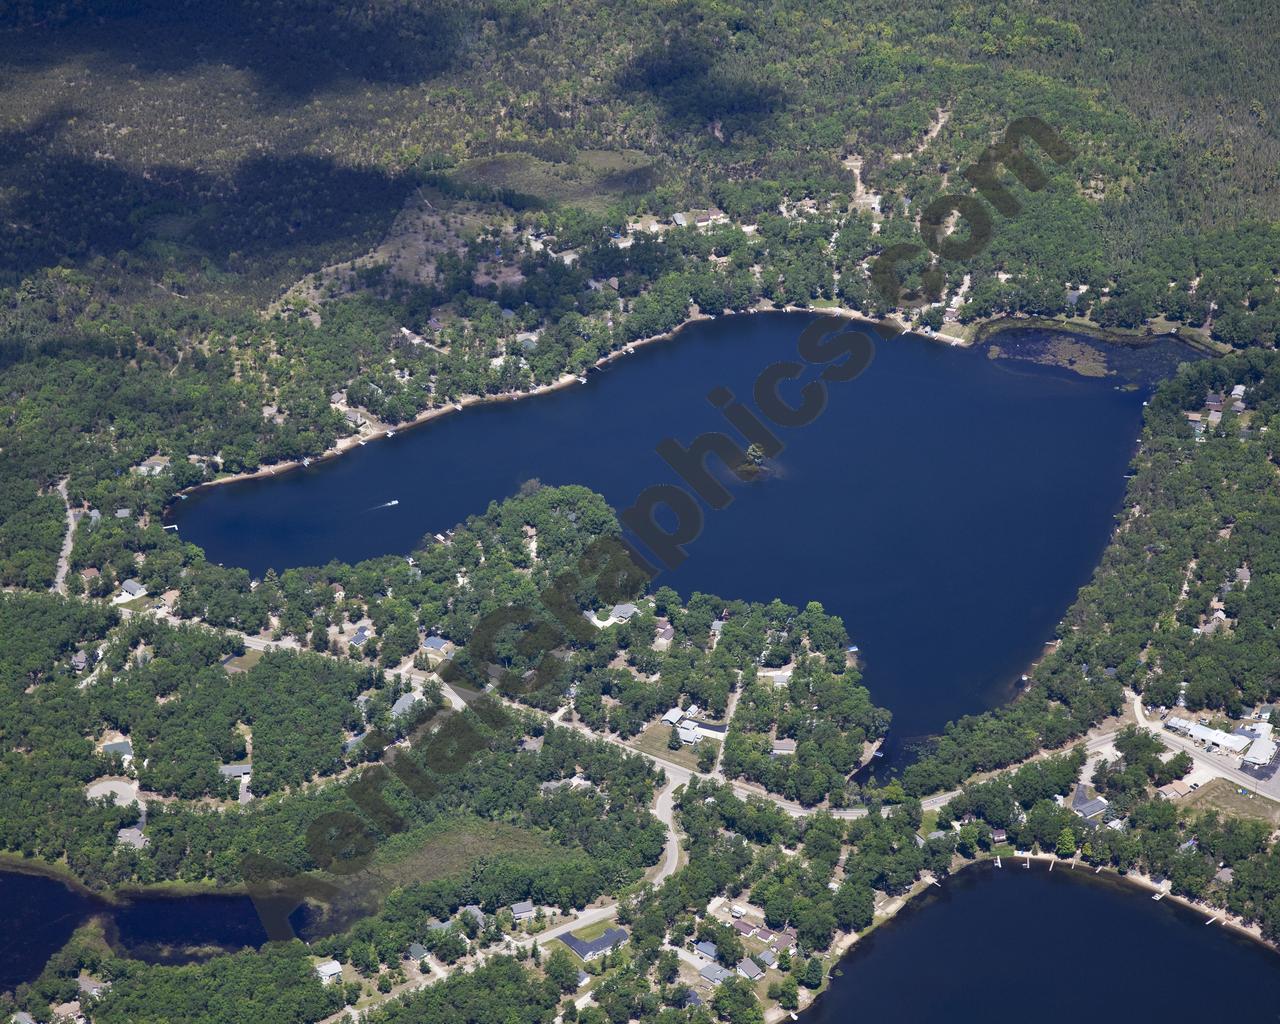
1070 784 1109 820
731 919 757 937
71 651 88 672
344 410 365 428
699 963 731 985
672 213 689 227
219 763 252 779
577 970 590 989
315 960 343 984
677 722 700 745
343 731 368 754
662 706 685 725
754 928 774 945
102 739 133 759
771 738 797 756
611 602 640 622
391 691 422 719
426 917 452 933
349 626 371 648
561 926 629 962
737 958 764 981
1157 780 1191 800
693 940 719 960
756 948 777 968
423 635 454 656
710 619 725 638
461 905 486 927
1216 866 1235 884
81 566 100 580
115 508 132 519
510 899 535 922
88 508 102 527
116 826 147 849
655 623 675 650
135 455 170 477
121 579 147 598
991 828 1008 844
1206 393 1224 412
1208 409 1223 426
407 942 430 961
11 1013 37 1024
1237 566 1252 586
1231 384 1247 399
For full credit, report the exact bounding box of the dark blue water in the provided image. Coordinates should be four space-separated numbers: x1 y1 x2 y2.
175 313 1167 739
0 870 284 993
806 864 1280 1021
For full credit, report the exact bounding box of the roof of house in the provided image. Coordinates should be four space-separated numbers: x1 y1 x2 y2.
407 942 429 960
315 960 342 978
391 691 422 719
561 927 629 961
102 739 133 756
350 626 371 646
461 905 486 925
1075 797 1110 819
772 738 797 755
424 635 451 650
219 763 252 778
662 706 685 725
677 723 699 743
343 731 368 754
737 958 764 980
756 948 777 967
611 602 640 620
693 940 719 959
510 899 535 917
121 579 146 596
699 963 731 984
731 919 757 936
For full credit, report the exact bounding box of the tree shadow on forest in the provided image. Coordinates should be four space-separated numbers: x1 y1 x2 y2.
0 110 415 284
0 0 516 100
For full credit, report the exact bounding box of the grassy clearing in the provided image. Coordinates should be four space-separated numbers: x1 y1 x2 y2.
450 149 658 213
627 720 701 771
1183 778 1280 827
372 815 565 886
222 648 264 674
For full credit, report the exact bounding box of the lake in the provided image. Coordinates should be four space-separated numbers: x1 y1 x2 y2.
0 869 307 993
174 313 1193 740
805 864 1280 1021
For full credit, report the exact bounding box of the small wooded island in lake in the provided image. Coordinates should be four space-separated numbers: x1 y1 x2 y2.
3 2 1280 1022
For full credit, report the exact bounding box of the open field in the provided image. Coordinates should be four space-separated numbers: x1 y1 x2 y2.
1183 778 1280 827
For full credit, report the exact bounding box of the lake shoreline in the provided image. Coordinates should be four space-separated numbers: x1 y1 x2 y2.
166 305 946 507
785 849 1274 1022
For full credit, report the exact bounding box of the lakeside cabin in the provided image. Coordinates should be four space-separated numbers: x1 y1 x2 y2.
314 960 342 984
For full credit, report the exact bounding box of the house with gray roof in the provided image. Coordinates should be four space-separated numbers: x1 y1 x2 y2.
693 940 719 960
737 958 764 981
406 942 430 961
510 899 535 921
561 926 628 962
121 579 147 598
219 763 252 778
391 691 422 719
611 602 640 622
699 963 730 984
